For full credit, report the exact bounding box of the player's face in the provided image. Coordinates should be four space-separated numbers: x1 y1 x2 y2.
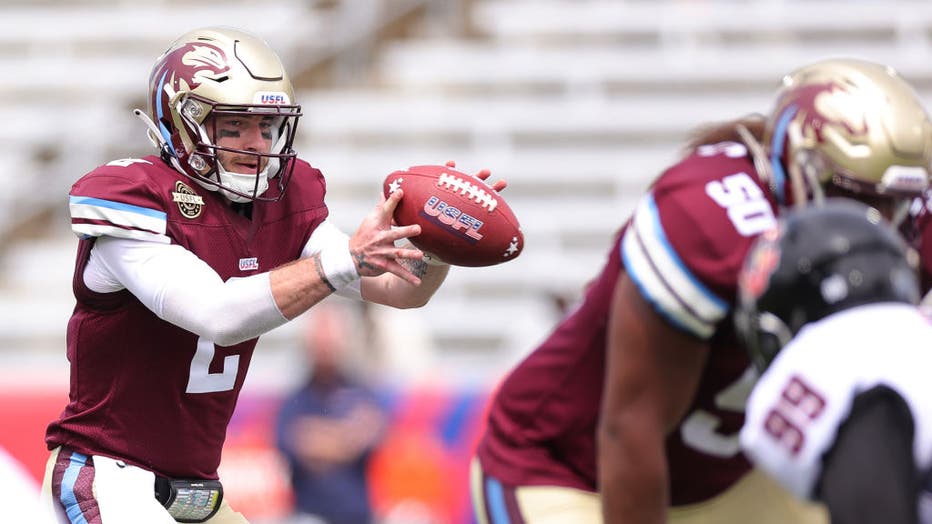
210 114 275 174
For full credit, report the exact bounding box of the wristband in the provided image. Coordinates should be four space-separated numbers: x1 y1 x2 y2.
319 241 360 290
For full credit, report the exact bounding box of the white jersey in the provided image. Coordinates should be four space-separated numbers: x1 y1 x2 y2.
741 303 932 508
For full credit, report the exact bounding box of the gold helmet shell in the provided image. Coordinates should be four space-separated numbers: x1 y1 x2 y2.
764 58 932 206
145 26 301 202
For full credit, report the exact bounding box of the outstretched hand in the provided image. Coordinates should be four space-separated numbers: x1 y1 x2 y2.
349 188 425 285
445 160 508 192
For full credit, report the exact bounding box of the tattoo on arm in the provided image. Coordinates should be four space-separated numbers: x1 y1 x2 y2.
312 253 336 292
398 257 428 279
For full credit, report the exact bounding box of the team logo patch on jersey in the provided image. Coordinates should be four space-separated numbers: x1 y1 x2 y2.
239 257 259 271
172 181 205 218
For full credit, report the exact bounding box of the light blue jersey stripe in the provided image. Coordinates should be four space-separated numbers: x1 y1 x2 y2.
60 452 90 524
485 476 512 524
635 194 728 314
70 195 167 220
620 192 731 338
622 241 695 334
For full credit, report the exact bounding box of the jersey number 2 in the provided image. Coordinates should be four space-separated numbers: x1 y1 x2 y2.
186 338 240 394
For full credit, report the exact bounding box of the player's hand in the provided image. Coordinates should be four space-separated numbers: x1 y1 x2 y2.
349 188 425 285
445 160 508 192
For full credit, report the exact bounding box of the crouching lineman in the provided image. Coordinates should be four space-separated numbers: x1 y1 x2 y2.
737 199 932 524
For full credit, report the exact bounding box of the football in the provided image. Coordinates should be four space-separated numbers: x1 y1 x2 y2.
383 164 524 267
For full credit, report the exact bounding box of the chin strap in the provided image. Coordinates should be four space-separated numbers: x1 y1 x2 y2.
133 108 211 193
736 121 828 210
890 199 912 229
785 158 820 209
133 108 166 151
133 108 183 171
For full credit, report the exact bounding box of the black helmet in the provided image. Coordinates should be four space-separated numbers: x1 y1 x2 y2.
735 198 920 372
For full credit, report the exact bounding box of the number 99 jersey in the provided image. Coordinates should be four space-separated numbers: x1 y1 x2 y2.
740 303 932 507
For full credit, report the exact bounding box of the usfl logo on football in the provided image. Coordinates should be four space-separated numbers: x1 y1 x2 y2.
420 196 484 243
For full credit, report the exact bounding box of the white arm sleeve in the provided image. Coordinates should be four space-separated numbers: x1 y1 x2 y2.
302 219 362 299
85 236 288 346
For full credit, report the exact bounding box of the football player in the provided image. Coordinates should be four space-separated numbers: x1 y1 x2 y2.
40 27 498 524
471 58 932 524
737 199 932 524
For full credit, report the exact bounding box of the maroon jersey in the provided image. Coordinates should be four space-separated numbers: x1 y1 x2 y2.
477 141 779 504
911 193 932 294
46 155 328 479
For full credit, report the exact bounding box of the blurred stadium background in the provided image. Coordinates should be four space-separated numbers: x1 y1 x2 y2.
2 0 932 522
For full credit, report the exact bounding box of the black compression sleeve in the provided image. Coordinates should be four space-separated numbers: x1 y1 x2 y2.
815 385 919 524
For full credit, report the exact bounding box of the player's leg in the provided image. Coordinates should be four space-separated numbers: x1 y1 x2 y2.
667 468 828 524
204 500 249 524
470 458 494 524
39 447 63 522
471 457 601 524
513 485 601 524
42 447 175 523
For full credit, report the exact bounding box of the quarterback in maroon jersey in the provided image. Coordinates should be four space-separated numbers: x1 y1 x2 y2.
471 58 932 524
40 27 501 524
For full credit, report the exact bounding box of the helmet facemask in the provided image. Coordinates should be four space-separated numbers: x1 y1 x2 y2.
734 308 794 373
176 95 300 203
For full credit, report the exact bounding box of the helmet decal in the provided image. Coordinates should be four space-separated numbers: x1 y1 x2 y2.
151 42 231 157
156 42 230 99
738 226 781 302
785 81 869 141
